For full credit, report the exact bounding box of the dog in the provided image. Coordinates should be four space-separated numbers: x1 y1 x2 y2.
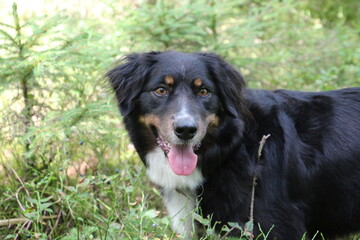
106 51 360 240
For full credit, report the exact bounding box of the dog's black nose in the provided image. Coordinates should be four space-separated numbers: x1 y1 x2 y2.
174 119 197 140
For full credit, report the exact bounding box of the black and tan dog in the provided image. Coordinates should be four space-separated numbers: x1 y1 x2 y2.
106 51 360 239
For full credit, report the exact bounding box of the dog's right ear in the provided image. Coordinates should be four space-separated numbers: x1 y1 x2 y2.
106 52 159 116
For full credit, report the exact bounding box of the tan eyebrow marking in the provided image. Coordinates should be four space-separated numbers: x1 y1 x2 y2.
165 76 174 85
194 78 203 87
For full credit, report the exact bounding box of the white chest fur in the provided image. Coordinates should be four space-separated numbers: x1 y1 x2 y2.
145 147 204 239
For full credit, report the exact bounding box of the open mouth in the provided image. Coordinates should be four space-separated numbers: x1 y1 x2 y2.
156 135 201 176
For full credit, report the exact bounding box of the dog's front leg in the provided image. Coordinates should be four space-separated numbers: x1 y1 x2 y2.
163 189 196 239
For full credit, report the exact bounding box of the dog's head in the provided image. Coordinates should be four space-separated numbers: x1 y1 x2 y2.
107 51 246 175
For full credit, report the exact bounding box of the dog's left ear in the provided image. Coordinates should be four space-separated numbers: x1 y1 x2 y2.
106 52 159 116
197 53 246 118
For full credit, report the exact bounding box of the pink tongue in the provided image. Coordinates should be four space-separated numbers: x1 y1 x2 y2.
168 145 198 176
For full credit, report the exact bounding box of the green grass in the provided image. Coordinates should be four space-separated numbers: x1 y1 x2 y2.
2 122 359 239
0 154 175 239
0 145 352 240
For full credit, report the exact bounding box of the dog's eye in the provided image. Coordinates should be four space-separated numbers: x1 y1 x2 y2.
153 87 168 96
198 88 210 97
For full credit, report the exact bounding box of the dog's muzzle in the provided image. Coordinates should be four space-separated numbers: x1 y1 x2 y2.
173 115 198 140
155 114 202 176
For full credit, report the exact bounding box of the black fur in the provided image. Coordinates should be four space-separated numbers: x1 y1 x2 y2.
107 51 360 239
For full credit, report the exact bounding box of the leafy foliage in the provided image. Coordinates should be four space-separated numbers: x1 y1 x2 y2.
0 0 359 239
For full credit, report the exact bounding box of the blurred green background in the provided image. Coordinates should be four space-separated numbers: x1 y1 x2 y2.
0 0 359 239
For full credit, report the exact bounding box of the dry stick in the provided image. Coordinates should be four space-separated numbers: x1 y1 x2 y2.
15 220 32 240
220 134 271 240
5 163 33 206
249 134 271 236
48 211 63 237
0 216 58 227
15 186 27 212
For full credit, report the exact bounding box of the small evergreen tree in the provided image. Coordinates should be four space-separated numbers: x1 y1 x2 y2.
1 4 65 168
0 3 115 173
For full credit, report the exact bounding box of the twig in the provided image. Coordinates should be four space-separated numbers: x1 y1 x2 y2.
14 219 32 240
220 226 237 240
249 134 270 236
5 163 32 201
48 211 62 237
15 186 26 212
258 135 271 160
0 215 58 227
5 163 34 211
